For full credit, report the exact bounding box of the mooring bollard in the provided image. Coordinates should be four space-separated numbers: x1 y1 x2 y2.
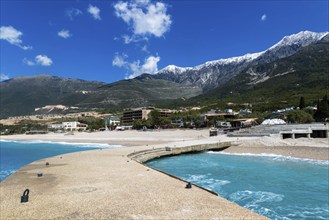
21 189 29 203
185 182 192 189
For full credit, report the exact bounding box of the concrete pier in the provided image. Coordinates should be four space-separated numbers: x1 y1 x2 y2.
129 142 231 163
0 143 267 219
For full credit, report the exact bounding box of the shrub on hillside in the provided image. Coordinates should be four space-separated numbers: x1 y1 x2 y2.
287 110 314 123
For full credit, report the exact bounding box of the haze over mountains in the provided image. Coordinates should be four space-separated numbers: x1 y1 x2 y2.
1 31 328 118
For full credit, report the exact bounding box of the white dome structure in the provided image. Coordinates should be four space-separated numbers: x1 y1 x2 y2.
261 119 286 125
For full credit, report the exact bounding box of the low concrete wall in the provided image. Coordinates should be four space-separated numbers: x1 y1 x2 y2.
129 142 231 163
127 142 233 198
170 142 231 155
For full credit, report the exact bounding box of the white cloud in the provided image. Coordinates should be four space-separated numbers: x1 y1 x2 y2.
23 58 36 66
58 29 72 39
112 53 128 67
114 0 171 42
66 8 83 20
141 56 160 73
127 55 160 79
141 45 149 53
0 74 10 81
112 52 161 79
122 35 134 44
0 26 32 50
36 55 53 66
23 55 53 66
121 34 148 44
88 5 101 20
261 14 267 21
0 26 21 45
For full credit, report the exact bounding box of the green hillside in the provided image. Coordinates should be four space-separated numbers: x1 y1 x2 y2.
0 74 201 118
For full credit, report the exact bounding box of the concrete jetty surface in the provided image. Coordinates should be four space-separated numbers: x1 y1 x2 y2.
0 143 267 219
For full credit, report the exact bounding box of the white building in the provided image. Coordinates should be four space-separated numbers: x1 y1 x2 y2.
108 116 120 125
62 121 88 131
48 123 63 130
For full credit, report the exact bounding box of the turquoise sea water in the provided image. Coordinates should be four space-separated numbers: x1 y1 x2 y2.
146 152 329 220
0 140 119 182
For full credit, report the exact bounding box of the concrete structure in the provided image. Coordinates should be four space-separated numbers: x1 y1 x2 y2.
128 142 232 163
239 109 252 116
48 123 63 130
203 109 238 121
281 126 329 139
122 108 174 125
228 123 329 138
216 121 232 128
159 109 174 118
104 116 120 126
231 118 258 128
62 121 88 131
122 108 153 124
0 142 267 219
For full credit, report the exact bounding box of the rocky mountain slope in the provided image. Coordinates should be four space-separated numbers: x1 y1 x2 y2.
0 75 105 118
193 34 329 105
0 75 201 118
0 31 327 118
153 31 328 90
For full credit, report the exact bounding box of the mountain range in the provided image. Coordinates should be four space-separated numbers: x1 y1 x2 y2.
1 31 328 118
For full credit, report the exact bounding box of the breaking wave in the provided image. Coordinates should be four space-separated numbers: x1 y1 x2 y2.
207 151 329 165
146 151 329 219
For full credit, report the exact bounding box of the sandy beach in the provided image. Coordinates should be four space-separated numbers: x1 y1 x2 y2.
1 129 328 219
2 129 328 160
225 135 329 160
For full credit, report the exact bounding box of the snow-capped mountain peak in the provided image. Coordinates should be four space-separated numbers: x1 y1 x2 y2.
158 51 265 74
154 30 327 90
157 30 328 76
158 64 191 74
202 51 264 67
269 30 328 50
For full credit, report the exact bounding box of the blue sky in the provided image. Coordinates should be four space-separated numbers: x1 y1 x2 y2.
1 0 328 83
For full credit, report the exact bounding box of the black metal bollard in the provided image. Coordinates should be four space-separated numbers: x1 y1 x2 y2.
185 182 192 189
21 189 29 203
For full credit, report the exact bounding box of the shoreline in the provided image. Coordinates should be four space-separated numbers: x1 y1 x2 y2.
1 129 328 219
1 129 328 161
222 145 329 161
0 138 124 148
0 139 267 219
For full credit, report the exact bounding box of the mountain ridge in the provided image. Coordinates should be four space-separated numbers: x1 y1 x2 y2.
1 30 328 118
157 30 328 74
154 31 328 90
192 33 329 106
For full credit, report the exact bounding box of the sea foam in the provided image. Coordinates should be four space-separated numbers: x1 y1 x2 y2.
0 139 122 148
207 151 329 165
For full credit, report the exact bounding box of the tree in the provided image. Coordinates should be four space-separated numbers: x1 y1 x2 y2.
160 117 171 125
132 119 143 130
299 96 306 109
314 95 329 122
149 110 160 128
133 119 151 129
287 110 314 123
78 118 104 131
